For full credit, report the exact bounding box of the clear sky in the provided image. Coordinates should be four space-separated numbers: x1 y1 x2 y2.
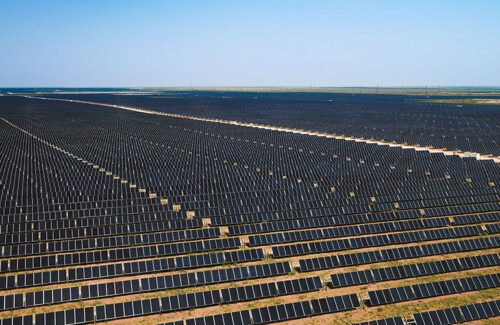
1 0 499 87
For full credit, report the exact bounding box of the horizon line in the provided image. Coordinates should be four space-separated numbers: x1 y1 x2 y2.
2 86 500 90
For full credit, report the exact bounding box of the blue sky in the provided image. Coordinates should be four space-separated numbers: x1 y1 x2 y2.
1 0 499 87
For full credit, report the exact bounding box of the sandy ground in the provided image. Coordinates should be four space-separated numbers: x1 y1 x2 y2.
422 98 500 105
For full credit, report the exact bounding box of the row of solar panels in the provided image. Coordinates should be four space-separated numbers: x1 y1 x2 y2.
424 202 500 217
3 164 487 207
234 215 449 237
3 176 495 221
7 171 487 204
198 186 498 211
298 236 499 272
8 152 473 186
399 194 500 210
210 199 497 226
1 209 496 252
352 316 404 325
0 221 208 248
169 174 492 199
2 238 246 272
166 179 496 208
10 250 493 312
177 194 476 217
486 223 500 234
0 203 433 233
225 210 499 246
6 161 471 191
3 223 489 275
1 220 206 244
453 212 500 225
0 187 158 203
0 195 161 212
172 293 360 325
0 249 266 290
272 225 484 258
0 292 359 325
158 185 497 221
0 202 178 222
0 208 444 250
356 299 500 324
278 199 498 223
4 188 489 234
413 299 500 324
197 193 497 218
4 223 485 275
0 225 219 246
1 210 190 232
2 233 233 258
2 247 496 297
0 217 203 235
8 198 171 213
0 206 416 239
0 274 319 311
2 178 492 224
12 200 171 215
368 273 499 306
12 195 161 208
7 188 491 236
0 205 161 222
150 193 494 225
4 227 487 292
94 277 321 322
247 217 451 246
331 253 499 288
203 193 500 218
0 176 492 219
211 205 457 227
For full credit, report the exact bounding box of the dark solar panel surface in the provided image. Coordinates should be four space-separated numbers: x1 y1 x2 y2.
0 93 499 324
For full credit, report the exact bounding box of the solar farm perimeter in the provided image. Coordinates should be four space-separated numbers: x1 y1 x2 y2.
0 90 499 325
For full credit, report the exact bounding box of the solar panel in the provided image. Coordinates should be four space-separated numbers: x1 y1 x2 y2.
298 237 499 272
414 299 500 324
369 273 499 306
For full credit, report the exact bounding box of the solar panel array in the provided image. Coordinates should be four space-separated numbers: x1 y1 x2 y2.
42 91 500 156
331 253 499 288
0 92 499 324
414 299 500 324
177 293 360 325
352 316 405 325
368 273 499 306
